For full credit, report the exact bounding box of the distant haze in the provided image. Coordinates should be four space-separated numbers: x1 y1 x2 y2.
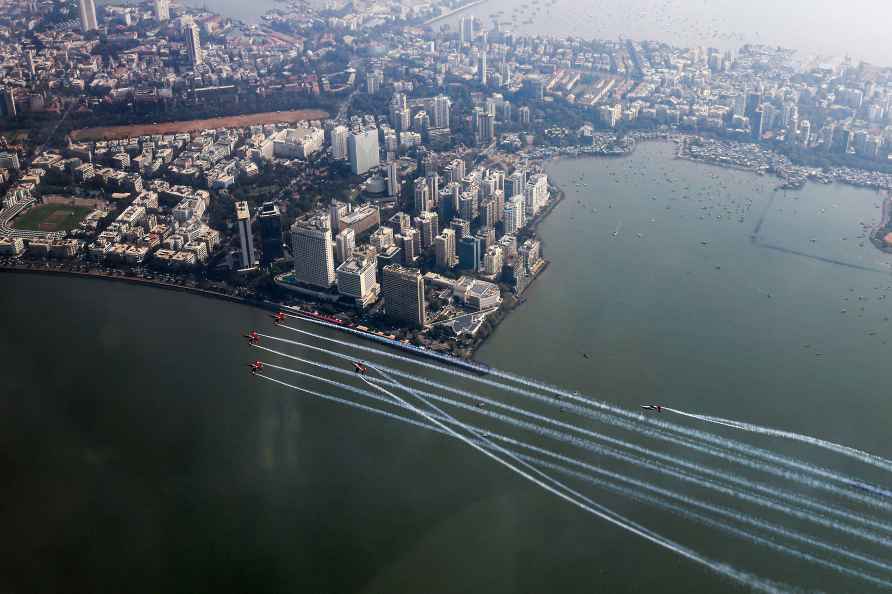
196 0 892 65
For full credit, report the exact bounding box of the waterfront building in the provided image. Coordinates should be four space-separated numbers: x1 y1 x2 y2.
382 264 426 328
291 213 335 288
79 0 98 31
348 128 380 175
235 201 257 269
258 202 283 263
337 255 379 307
504 196 525 234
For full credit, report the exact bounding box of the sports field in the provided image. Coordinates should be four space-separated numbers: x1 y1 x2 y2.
13 203 93 232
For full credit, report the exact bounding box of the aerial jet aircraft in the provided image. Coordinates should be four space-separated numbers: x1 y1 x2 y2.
640 404 664 412
249 361 264 375
353 362 369 374
244 331 259 344
272 312 286 325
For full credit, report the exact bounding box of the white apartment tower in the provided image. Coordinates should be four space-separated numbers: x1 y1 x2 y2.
154 0 170 21
79 0 98 31
347 128 380 175
331 125 349 160
291 214 336 288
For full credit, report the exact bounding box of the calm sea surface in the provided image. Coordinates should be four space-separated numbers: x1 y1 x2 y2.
190 0 892 65
3 143 892 592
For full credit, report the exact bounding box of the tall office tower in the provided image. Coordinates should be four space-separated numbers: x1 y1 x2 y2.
505 170 525 199
386 160 400 197
434 228 457 269
412 110 430 134
382 264 426 328
291 213 336 288
413 177 431 213
79 0 98 31
483 245 503 277
431 95 451 129
331 125 349 160
347 128 380 175
335 228 355 264
504 195 525 234
154 0 170 21
518 105 531 126
1 88 16 118
25 51 35 76
480 51 488 85
185 22 203 65
458 235 481 271
235 201 257 269
258 202 284 263
460 15 475 45
473 107 495 144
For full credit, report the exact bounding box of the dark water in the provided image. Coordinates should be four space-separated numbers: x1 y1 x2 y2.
3 144 892 593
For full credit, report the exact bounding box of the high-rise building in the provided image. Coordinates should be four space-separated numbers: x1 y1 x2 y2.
459 16 475 45
154 0 169 21
336 255 379 307
185 22 203 65
413 177 431 213
235 201 257 269
480 51 488 85
331 125 349 160
431 95 451 129
386 160 400 197
450 218 470 240
401 229 417 264
518 105 531 126
1 88 16 119
291 213 336 288
458 235 481 271
258 202 284 263
335 228 355 264
434 228 456 269
415 211 439 249
348 128 380 175
79 0 98 31
382 264 426 328
504 195 525 234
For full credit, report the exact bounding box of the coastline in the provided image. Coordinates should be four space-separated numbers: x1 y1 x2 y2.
423 0 489 25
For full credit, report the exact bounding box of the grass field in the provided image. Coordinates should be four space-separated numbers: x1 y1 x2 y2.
70 109 330 141
13 203 93 232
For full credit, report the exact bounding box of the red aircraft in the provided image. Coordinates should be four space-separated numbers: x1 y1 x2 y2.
353 362 369 374
249 361 264 375
244 331 259 344
272 312 286 325
640 404 664 412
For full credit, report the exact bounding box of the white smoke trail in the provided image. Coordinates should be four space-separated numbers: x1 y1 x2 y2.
665 408 892 473
259 331 892 506
255 356 892 548
366 371 892 580
352 374 788 594
271 325 892 488
257 356 892 537
254 371 892 590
